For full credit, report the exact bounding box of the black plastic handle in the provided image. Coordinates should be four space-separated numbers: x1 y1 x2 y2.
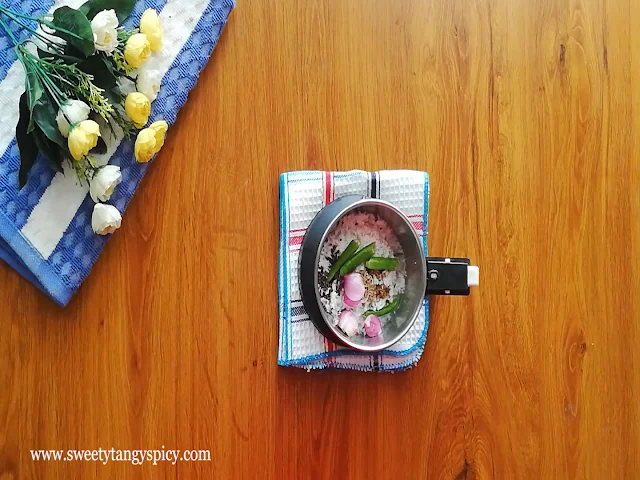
426 257 471 296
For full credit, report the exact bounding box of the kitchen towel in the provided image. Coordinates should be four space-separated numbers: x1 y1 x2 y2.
278 170 430 371
0 0 234 306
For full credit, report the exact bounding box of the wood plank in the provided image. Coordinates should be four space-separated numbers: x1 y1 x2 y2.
0 0 638 478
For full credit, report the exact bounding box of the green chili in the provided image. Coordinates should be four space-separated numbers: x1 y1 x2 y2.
339 243 376 276
327 240 359 282
364 296 402 317
365 257 399 271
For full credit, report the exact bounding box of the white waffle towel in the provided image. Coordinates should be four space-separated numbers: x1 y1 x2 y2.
278 170 430 371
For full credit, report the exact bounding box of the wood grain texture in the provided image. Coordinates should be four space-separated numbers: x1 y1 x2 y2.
1 0 639 478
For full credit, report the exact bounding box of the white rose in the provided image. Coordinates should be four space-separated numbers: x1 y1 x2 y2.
90 165 122 202
91 204 122 235
136 68 162 102
91 9 119 53
55 99 90 137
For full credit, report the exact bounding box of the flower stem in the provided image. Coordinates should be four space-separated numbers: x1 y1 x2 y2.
39 17 87 41
19 49 67 107
41 74 66 106
0 6 38 21
35 57 76 71
0 6 87 43
0 8 60 49
49 71 76 88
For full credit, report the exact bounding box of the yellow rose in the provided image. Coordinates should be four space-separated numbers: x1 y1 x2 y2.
134 121 168 163
134 129 155 163
124 92 151 128
124 33 151 68
140 9 162 52
149 120 168 150
68 120 101 161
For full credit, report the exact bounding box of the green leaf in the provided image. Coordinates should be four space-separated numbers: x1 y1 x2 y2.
24 63 43 109
51 6 95 57
91 136 107 155
79 0 136 22
79 55 117 90
63 44 86 62
23 62 44 133
33 128 65 174
16 94 39 188
103 84 124 106
37 47 82 65
33 94 66 149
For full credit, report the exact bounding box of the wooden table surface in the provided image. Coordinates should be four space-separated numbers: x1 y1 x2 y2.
1 0 639 478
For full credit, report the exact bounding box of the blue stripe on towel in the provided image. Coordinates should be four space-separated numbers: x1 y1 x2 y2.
0 208 70 305
0 141 59 231
278 174 286 362
283 172 290 361
421 172 430 356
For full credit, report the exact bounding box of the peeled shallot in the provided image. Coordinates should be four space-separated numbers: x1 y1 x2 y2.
343 272 365 306
364 315 382 337
338 310 359 337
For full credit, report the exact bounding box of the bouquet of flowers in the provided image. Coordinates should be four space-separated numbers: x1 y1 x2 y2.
0 0 168 235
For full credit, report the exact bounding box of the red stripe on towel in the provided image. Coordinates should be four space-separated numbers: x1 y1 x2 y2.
324 172 337 361
324 171 332 206
288 235 304 246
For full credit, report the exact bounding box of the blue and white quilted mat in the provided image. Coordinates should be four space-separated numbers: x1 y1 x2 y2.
0 0 234 306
